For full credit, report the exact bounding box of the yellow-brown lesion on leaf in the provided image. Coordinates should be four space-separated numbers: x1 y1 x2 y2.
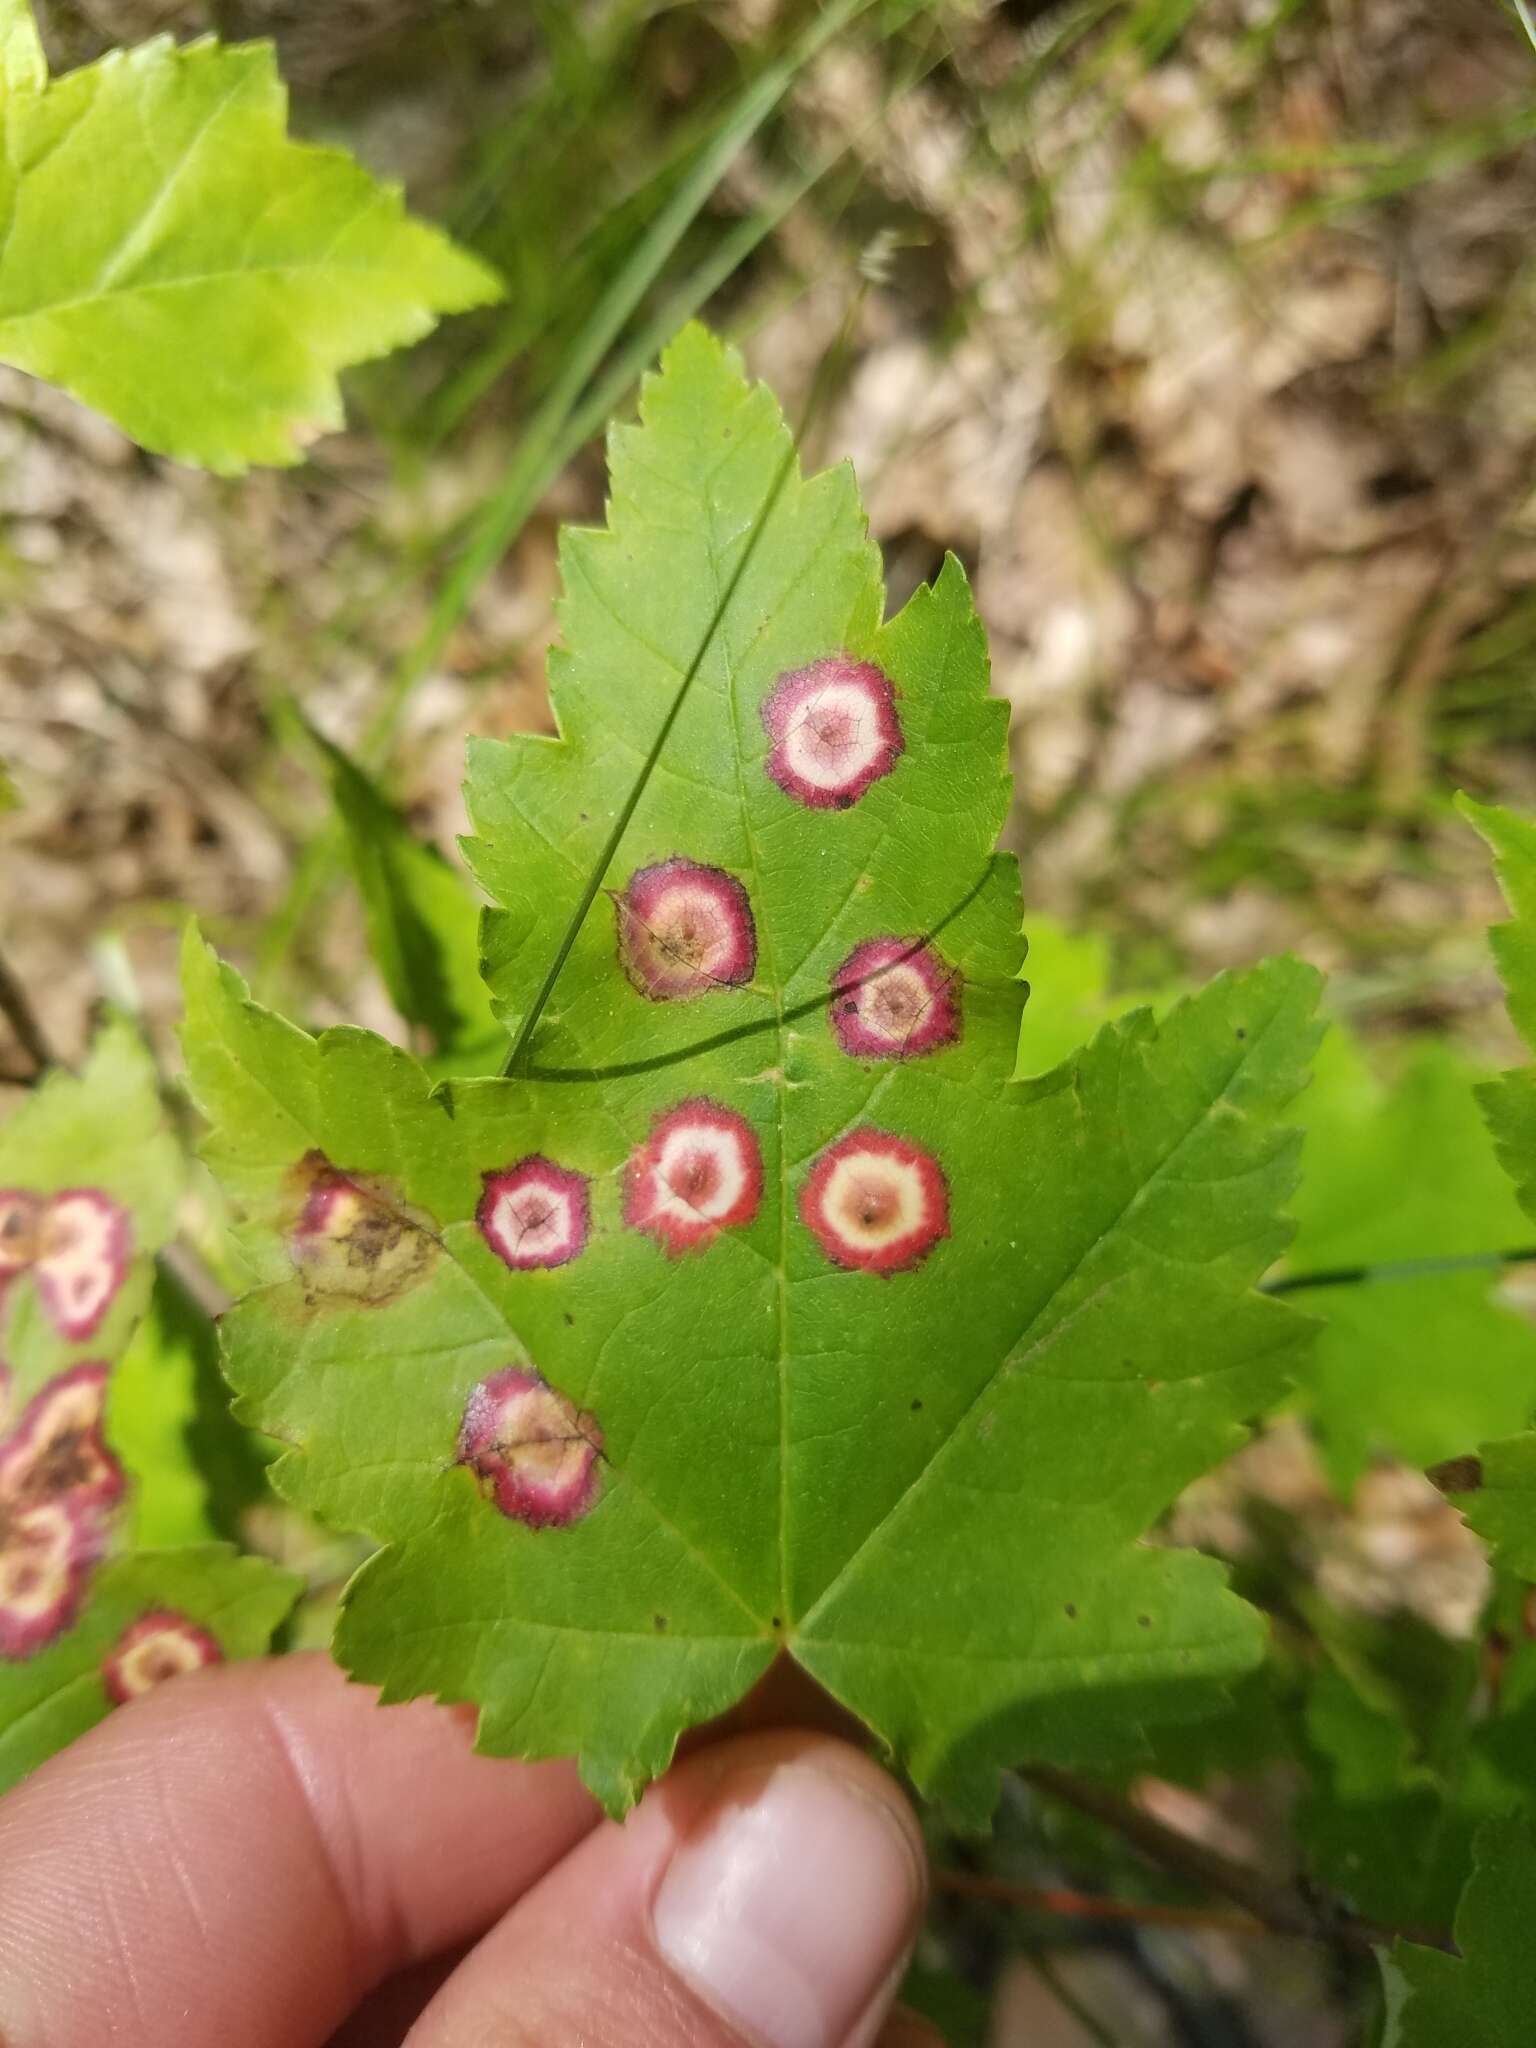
285 1151 439 1308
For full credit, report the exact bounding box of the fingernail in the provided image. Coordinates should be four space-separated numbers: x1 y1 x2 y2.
652 1757 924 2048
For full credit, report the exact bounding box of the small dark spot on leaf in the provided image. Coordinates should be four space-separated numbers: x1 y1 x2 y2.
771 1614 783 1630
563 1311 575 1327
1137 1614 1152 1628
910 1398 923 1412
1064 1603 1078 1620
653 1613 668 1633
834 793 854 811
1235 1027 1247 1040
1428 1454 1483 1495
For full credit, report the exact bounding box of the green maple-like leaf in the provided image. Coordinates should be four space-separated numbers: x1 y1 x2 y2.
1380 1818 1536 2045
0 13 500 471
1283 1027 1536 1490
0 1024 297 1790
187 326 1322 1815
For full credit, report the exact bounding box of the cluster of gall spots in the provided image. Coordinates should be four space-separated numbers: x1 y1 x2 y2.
457 1366 602 1529
617 857 756 1002
800 1128 949 1275
0 1187 131 1341
103 1610 223 1704
624 1099 763 1257
289 1154 437 1306
0 1364 119 1659
761 657 903 810
479 1157 591 1272
830 938 961 1061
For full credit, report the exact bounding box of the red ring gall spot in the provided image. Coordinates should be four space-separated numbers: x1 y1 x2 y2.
830 938 961 1061
761 657 903 809
800 1128 950 1274
457 1367 602 1529
0 1494 103 1660
0 1362 123 1514
103 1610 223 1703
624 1098 763 1257
617 857 756 1001
479 1157 590 1271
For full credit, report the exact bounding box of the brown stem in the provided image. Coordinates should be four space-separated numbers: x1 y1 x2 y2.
1018 1766 1448 1955
935 1869 1268 1937
0 942 54 1078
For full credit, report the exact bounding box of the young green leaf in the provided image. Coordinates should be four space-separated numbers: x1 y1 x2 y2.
1380 1818 1536 2045
1283 1028 1536 1490
0 27 500 471
0 0 45 94
306 722 499 1060
187 327 1323 1816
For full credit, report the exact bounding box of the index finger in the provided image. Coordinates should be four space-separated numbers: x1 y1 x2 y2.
0 1651 598 2048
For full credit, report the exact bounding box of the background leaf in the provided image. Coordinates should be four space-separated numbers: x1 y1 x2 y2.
306 720 499 1061
1380 1817 1536 2045
0 1547 298 1793
0 34 501 471
0 1026 293 1785
1283 1027 1536 1489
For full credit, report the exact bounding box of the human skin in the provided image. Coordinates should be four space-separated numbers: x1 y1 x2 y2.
0 1653 941 2048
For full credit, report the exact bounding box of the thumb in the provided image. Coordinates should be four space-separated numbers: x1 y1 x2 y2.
408 1728 930 2048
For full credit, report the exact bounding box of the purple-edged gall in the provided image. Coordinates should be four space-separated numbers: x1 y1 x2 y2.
761 656 903 809
457 1367 602 1529
830 938 960 1061
479 1157 590 1271
0 1494 102 1660
616 858 757 1001
800 1127 949 1274
0 1362 123 1512
289 1155 437 1305
103 1610 223 1703
31 1190 131 1342
624 1098 763 1257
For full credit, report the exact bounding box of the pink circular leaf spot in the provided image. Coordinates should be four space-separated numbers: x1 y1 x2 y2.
457 1367 602 1530
103 1610 223 1705
479 1157 591 1271
800 1128 950 1275
0 1361 123 1513
0 1494 103 1661
624 1098 763 1257
830 938 961 1061
34 1190 131 1343
761 657 903 809
616 858 757 1002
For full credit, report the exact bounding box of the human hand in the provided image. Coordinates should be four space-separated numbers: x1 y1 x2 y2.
0 1652 936 2047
